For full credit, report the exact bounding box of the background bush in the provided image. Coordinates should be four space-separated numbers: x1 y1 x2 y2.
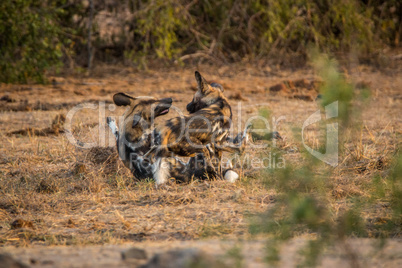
0 0 401 83
0 0 64 83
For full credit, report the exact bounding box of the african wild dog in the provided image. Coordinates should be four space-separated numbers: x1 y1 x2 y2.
186 72 250 175
150 71 248 185
186 72 250 149
107 93 173 180
107 93 219 183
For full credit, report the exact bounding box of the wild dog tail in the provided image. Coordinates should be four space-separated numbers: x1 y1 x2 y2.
231 123 252 144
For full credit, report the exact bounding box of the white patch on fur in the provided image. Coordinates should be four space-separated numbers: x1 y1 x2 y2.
224 170 239 183
107 118 119 140
194 91 203 99
242 124 252 143
173 157 187 166
143 145 157 158
216 130 228 142
212 123 219 132
225 159 233 169
153 158 170 185
206 144 214 155
129 154 144 170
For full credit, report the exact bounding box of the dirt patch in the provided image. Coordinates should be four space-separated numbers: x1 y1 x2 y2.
7 114 66 136
0 99 112 112
268 78 322 101
7 127 64 136
0 65 400 264
86 146 119 174
229 91 249 101
10 219 34 229
2 239 402 268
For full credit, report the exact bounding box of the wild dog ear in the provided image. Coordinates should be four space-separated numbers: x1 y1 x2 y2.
132 113 142 128
210 82 224 92
113 93 135 106
195 71 209 93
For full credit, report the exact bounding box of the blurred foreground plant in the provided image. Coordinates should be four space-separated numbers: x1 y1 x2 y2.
250 52 400 266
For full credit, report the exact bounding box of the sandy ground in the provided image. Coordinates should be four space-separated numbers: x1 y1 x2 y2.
2 238 402 267
0 64 401 267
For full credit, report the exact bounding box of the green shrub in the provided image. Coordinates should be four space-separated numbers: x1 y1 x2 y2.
1 0 400 82
98 0 400 64
0 0 66 83
249 53 370 266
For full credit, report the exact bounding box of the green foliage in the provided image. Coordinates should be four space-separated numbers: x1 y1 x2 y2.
251 154 373 266
250 155 335 266
136 0 189 59
336 208 367 237
249 53 384 266
200 220 232 238
0 0 65 83
119 0 193 66
312 50 354 126
223 245 244 268
370 152 402 236
250 53 401 265
96 0 401 64
254 0 375 56
389 153 402 217
1 0 400 82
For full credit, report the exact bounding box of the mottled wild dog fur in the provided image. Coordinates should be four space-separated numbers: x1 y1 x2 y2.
108 93 173 180
107 93 215 183
186 72 249 175
186 72 249 152
152 71 246 184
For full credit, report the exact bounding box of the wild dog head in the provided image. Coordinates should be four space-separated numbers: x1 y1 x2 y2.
184 72 249 169
186 71 226 114
113 92 172 143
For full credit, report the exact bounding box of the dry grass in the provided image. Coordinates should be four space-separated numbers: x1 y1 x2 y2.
0 64 401 250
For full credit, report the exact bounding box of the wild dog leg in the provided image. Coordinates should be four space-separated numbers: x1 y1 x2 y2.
225 123 252 153
207 124 252 181
206 146 239 183
210 124 252 175
176 140 221 179
205 143 221 177
206 144 223 178
205 147 240 183
152 140 221 185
